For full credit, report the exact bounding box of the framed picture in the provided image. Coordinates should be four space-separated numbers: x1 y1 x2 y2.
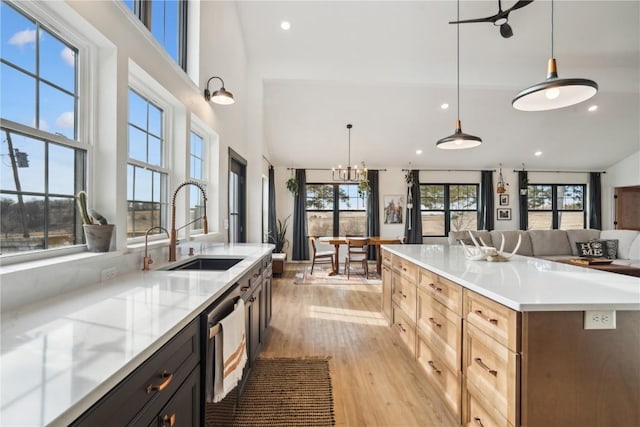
383 195 404 224
499 194 509 206
497 208 512 221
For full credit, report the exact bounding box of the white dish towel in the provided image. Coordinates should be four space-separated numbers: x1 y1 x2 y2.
213 298 247 403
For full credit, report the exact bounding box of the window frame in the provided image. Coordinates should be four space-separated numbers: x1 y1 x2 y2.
0 0 94 259
305 182 368 237
527 183 586 230
187 125 208 235
419 183 479 237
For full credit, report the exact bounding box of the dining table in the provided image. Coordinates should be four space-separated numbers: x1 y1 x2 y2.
318 236 403 275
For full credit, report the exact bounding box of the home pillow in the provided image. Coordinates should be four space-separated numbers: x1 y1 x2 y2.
576 240 618 259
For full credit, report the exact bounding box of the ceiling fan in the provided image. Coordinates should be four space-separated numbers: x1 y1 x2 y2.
449 0 534 39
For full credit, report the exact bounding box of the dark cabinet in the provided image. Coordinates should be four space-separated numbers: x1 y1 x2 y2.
148 366 200 427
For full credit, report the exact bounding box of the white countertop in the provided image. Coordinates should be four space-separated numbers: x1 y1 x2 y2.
0 244 273 427
383 244 640 312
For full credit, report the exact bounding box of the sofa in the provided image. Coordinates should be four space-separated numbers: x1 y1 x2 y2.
448 229 640 269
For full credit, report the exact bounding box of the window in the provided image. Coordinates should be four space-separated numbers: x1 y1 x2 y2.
189 130 205 231
123 0 187 70
306 183 367 237
127 88 168 238
1 1 86 254
527 184 585 230
420 184 478 237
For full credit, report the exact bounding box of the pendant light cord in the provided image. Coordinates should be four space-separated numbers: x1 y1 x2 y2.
551 0 554 58
456 0 460 121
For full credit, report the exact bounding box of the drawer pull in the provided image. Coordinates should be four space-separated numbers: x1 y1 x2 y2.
241 286 250 291
396 323 406 333
159 413 176 427
428 317 442 328
474 310 498 325
147 370 174 394
429 283 442 292
473 417 485 427
253 272 261 278
474 358 498 376
400 292 407 298
427 360 442 375
249 296 257 303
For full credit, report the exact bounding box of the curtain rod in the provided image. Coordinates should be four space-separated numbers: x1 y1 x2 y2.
262 155 272 167
402 168 495 172
286 167 387 172
513 169 606 174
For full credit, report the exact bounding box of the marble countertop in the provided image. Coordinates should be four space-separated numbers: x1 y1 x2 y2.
382 244 640 312
0 244 273 427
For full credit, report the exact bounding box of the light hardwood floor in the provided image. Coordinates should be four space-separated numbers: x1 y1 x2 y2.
261 264 459 427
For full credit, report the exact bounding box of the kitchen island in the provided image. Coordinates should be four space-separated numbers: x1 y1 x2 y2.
381 244 640 427
0 244 273 427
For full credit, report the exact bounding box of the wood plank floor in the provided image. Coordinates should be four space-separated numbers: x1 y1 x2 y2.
261 263 459 427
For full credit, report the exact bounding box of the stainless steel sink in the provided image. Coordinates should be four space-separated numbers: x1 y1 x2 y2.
162 257 244 271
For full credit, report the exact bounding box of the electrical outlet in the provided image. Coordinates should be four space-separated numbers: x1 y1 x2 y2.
101 267 117 281
584 310 616 330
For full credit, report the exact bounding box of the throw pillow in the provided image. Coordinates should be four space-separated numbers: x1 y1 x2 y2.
576 241 604 258
601 239 618 260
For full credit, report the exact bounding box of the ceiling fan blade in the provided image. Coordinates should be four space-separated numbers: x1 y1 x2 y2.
500 23 514 38
449 16 496 25
506 0 535 12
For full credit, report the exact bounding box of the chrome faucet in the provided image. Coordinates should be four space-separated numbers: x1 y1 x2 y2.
142 226 169 271
169 181 208 262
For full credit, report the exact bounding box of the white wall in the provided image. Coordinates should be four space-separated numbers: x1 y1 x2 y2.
603 150 640 229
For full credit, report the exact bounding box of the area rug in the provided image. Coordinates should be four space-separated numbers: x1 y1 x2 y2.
293 264 381 285
205 357 335 426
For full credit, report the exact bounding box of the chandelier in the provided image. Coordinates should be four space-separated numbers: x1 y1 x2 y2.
332 124 367 182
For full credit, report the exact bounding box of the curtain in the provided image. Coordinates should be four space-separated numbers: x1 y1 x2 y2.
518 171 528 230
267 166 277 244
366 170 380 259
589 172 602 230
478 170 494 231
292 169 309 260
404 170 423 244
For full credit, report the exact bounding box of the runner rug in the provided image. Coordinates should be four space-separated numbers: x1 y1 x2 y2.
205 357 335 426
293 264 381 285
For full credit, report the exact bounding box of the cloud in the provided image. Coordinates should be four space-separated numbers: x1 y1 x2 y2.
60 47 75 67
9 29 36 47
55 112 74 129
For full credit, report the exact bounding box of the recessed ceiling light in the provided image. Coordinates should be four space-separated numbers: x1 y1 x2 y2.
416 149 423 155
588 105 598 112
440 103 449 110
534 151 543 156
280 21 291 30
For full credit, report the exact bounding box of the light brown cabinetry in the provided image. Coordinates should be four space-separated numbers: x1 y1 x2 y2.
381 253 393 321
390 253 418 355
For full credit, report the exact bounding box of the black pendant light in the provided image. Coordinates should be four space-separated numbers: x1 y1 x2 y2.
437 0 482 150
512 0 597 111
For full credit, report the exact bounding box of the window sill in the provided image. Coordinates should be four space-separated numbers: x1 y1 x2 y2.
0 249 122 276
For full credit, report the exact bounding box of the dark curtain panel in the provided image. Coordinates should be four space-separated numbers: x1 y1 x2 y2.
292 169 309 260
518 171 528 230
478 170 494 231
267 166 277 244
589 172 602 230
366 170 380 259
404 170 423 244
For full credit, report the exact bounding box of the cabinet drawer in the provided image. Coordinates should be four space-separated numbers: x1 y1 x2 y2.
416 334 461 420
73 320 200 427
392 273 417 320
463 380 513 427
419 269 462 315
392 254 417 282
416 290 461 373
464 290 519 351
392 303 416 355
463 322 519 425
147 365 200 427
382 249 392 267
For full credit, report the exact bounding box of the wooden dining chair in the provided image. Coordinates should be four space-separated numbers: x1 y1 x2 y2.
310 236 335 274
345 237 369 279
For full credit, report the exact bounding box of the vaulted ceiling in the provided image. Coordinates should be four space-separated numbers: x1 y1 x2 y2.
236 1 640 171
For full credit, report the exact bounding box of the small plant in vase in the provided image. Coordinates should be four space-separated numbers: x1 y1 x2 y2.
268 215 290 253
76 191 114 252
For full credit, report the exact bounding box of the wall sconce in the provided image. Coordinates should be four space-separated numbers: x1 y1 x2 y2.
203 76 235 105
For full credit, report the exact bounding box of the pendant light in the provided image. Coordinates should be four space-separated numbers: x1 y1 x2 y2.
512 0 597 111
437 0 482 150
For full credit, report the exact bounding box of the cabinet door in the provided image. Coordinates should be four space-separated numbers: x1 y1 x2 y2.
381 263 393 321
148 366 200 427
246 284 263 365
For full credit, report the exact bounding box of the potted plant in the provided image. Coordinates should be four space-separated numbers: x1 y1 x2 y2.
357 179 370 199
286 177 298 196
77 190 114 252
268 215 290 254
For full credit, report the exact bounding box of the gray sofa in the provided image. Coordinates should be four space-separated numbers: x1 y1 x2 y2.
448 229 640 268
